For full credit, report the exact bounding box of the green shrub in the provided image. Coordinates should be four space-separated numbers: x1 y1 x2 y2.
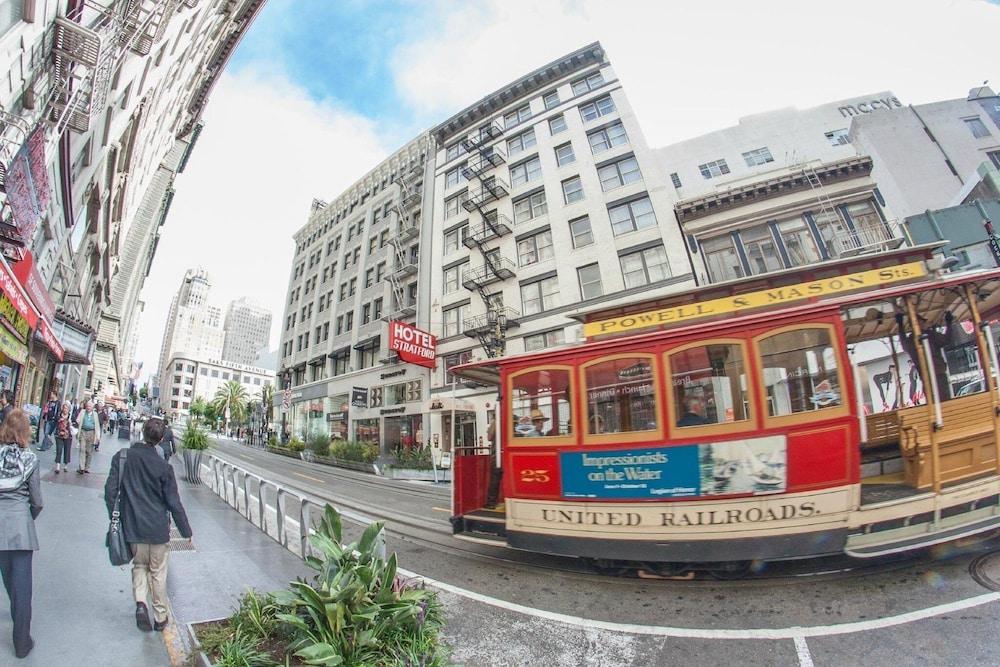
307 432 331 456
287 437 305 453
181 422 210 451
392 444 433 470
272 506 448 666
267 433 278 448
213 628 274 667
328 440 379 464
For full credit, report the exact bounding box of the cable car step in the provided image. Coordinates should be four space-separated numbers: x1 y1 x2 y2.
458 510 508 538
846 512 1000 558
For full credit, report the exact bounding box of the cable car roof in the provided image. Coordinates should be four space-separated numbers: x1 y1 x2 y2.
452 257 1000 386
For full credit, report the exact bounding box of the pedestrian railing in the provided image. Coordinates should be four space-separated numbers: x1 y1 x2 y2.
201 454 324 559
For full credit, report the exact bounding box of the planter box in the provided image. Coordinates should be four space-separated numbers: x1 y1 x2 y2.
266 446 302 459
187 619 225 667
383 467 452 482
312 454 380 475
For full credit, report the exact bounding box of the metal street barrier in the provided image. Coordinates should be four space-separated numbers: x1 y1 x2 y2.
202 454 322 559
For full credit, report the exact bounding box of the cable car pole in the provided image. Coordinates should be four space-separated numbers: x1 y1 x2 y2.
904 295 942 499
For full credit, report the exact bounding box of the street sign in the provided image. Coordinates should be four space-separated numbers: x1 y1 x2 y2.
282 388 291 410
351 386 368 408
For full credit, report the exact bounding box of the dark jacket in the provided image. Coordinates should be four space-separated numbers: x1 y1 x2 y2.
159 426 175 456
104 443 192 544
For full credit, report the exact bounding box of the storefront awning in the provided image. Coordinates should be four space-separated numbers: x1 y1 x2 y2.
328 346 350 359
52 311 94 365
353 335 380 350
293 361 306 372
308 354 326 366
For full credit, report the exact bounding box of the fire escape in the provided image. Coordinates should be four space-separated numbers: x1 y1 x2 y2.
458 120 520 358
384 162 422 324
48 0 176 135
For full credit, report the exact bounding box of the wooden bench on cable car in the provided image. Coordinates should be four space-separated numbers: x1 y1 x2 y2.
896 392 998 490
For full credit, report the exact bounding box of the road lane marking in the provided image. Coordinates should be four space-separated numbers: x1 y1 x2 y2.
293 472 326 483
794 637 814 666
395 565 1000 640
432 507 451 513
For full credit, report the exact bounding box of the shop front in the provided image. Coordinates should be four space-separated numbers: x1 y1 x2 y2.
383 412 423 451
328 394 349 440
50 312 95 401
354 418 380 444
0 255 40 404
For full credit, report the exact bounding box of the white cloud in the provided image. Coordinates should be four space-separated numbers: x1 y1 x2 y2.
392 0 1000 146
133 67 389 377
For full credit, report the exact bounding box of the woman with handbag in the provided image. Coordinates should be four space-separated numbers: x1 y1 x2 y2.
53 402 73 474
0 409 42 658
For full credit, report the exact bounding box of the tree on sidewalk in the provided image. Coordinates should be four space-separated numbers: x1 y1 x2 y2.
212 380 248 431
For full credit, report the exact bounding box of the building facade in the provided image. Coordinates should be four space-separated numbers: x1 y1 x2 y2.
155 267 225 396
656 92 911 286
0 0 263 413
850 86 1000 219
221 296 272 366
163 352 273 420
276 134 434 453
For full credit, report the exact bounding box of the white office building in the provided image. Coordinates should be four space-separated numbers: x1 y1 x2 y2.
164 353 274 420
222 297 272 366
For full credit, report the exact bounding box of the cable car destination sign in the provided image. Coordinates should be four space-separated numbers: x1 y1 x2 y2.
584 261 928 338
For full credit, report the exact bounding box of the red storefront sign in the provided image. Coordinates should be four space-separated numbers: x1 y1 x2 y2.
388 320 436 368
5 126 51 243
12 252 55 323
0 256 38 330
36 319 64 362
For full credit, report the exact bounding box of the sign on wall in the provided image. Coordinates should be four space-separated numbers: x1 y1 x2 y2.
5 126 51 242
559 436 786 500
351 386 368 408
388 320 436 368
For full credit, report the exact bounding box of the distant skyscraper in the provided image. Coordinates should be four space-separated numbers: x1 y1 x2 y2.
222 297 273 366
155 268 226 399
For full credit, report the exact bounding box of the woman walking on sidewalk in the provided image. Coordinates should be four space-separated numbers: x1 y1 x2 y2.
76 400 101 474
53 402 72 474
0 409 43 659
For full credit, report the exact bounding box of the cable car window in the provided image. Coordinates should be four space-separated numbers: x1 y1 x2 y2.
669 344 749 428
758 328 842 416
511 368 572 438
584 357 657 434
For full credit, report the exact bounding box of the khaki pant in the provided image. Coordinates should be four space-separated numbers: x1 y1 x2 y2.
131 543 169 623
78 429 98 471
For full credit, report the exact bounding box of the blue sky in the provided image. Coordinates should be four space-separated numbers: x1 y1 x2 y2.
229 0 437 138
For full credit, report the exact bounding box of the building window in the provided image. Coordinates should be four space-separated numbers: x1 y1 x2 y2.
200 368 207 376
443 224 467 254
698 159 730 179
510 156 542 188
521 276 560 316
446 165 466 189
503 103 532 129
546 143 574 169
362 303 371 324
741 224 783 275
825 128 850 146
345 311 354 330
620 245 670 288
812 210 851 259
211 370 219 378
444 350 474 384
988 150 1000 169
670 172 682 188
571 71 604 95
358 339 380 369
443 264 463 294
579 95 615 123
776 218 822 267
523 329 565 352
584 357 657 435
569 216 594 248
513 190 548 223
549 115 567 135
444 192 468 219
742 147 774 167
543 90 560 109
517 229 554 267
577 263 604 300
332 351 349 376
373 297 383 319
965 117 991 139
365 268 375 288
598 156 642 191
560 176 584 204
608 197 656 236
174 363 183 371
446 143 466 161
348 277 357 296
507 128 537 157
701 235 744 282
587 122 628 154
443 304 467 337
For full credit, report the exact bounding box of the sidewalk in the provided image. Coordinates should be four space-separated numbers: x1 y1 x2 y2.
0 435 310 665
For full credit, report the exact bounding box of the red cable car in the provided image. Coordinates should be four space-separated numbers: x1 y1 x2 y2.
450 246 1000 570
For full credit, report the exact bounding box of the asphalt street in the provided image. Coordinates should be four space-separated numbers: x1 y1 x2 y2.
205 437 1000 665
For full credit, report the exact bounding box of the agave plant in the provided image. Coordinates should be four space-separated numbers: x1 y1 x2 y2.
272 506 444 666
